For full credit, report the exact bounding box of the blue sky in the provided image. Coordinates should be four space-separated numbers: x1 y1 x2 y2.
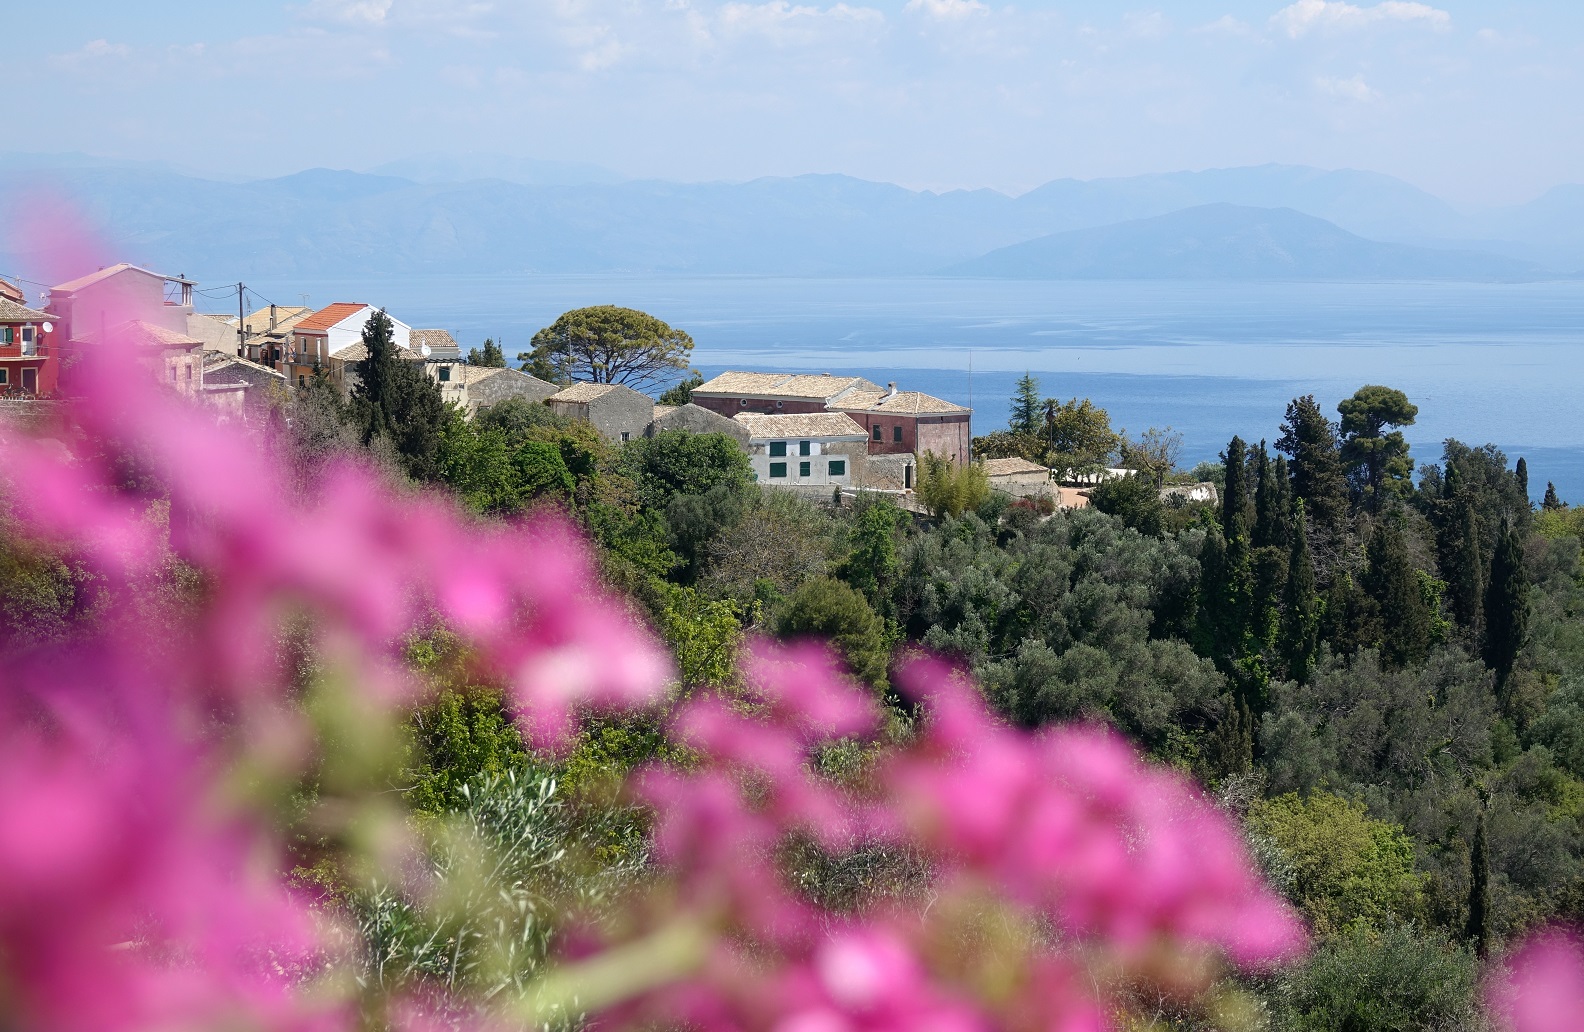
13 1 1583 203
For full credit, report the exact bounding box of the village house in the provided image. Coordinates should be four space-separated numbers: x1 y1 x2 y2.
284 303 412 386
546 382 654 442
734 412 869 488
46 264 205 395
690 372 880 417
453 366 558 415
649 402 751 446
689 370 972 465
239 305 313 367
0 295 58 396
830 383 972 464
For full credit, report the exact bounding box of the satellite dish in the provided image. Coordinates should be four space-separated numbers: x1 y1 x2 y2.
419 344 432 358
41 321 54 334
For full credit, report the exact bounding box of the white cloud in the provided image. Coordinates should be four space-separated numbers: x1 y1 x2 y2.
717 2 885 42
301 0 394 24
1122 12 1169 39
904 0 987 21
1315 73 1379 101
1272 0 1449 38
1195 15 1257 37
48 39 131 68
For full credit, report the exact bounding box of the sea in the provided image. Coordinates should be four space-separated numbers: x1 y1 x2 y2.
241 276 1584 501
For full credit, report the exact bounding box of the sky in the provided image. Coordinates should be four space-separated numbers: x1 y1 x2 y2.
11 1 1584 205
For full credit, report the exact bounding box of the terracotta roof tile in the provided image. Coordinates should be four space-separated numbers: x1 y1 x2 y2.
693 370 878 400
296 303 368 333
241 305 311 334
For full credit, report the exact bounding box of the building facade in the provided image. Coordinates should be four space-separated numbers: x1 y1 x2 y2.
734 412 869 488
46 264 203 395
691 370 971 465
547 382 655 442
0 297 58 396
285 304 412 386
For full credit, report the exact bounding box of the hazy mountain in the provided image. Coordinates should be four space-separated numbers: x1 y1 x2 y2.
368 154 626 187
0 155 1575 282
945 204 1549 281
1012 164 1465 242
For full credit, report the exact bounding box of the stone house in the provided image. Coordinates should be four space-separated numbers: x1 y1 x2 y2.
648 402 751 447
734 412 870 488
690 371 880 417
454 366 559 416
547 382 655 443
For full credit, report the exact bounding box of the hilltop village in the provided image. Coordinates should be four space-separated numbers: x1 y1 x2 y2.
0 261 1183 509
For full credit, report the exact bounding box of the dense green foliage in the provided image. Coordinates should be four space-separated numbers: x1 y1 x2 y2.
12 350 1583 1031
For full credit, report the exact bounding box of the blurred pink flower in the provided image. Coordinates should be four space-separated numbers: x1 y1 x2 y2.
1491 929 1584 1032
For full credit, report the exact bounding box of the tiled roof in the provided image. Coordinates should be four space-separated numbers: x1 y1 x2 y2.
241 305 311 334
549 382 625 403
652 404 678 419
202 354 287 382
51 263 194 294
733 412 867 439
693 371 879 400
100 320 204 348
459 365 505 384
833 389 969 415
296 303 368 333
0 298 51 323
334 342 424 363
982 457 1048 478
0 277 25 304
410 329 458 352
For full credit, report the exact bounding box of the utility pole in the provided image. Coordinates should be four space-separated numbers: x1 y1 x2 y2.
236 282 246 358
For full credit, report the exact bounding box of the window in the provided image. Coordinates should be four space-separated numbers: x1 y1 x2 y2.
20 369 35 393
740 399 748 406
2 327 11 344
799 440 811 456
0 369 8 384
828 459 846 477
769 441 787 457
170 367 177 383
769 462 787 478
620 431 630 443
893 425 903 443
799 461 811 477
871 425 882 441
20 327 31 343
298 375 306 387
438 366 451 382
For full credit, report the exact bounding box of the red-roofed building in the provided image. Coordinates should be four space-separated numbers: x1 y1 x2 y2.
283 303 411 386
0 296 57 396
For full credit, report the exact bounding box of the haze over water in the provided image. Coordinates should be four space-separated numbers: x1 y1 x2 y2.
245 275 1584 500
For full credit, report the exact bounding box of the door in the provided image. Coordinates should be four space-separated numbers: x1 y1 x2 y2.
20 368 37 394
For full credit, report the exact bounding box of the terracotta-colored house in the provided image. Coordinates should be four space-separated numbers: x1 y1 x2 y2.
46 263 202 395
830 383 972 465
0 296 58 396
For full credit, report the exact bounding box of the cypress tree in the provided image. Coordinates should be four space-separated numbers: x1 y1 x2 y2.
1222 436 1249 537
1281 500 1321 683
1275 395 1350 537
351 309 452 482
1009 373 1042 437
1253 442 1281 548
1543 482 1563 511
1465 811 1489 957
1446 498 1484 641
1363 521 1433 668
1483 518 1530 694
1515 456 1529 500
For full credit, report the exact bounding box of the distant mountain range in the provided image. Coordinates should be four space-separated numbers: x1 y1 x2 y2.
1 154 1580 283
945 204 1550 281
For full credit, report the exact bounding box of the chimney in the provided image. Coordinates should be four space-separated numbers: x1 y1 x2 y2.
885 381 897 400
269 303 278 330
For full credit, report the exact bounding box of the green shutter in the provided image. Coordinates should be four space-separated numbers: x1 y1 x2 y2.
828 460 846 476
799 461 811 477
769 462 788 478
769 441 787 457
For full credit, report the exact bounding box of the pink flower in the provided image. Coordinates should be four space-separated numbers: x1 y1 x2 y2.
1491 929 1584 1032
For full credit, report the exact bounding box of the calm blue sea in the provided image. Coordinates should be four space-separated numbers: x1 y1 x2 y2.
240 276 1584 501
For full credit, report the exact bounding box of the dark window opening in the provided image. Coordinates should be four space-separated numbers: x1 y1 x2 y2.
828 459 846 476
893 425 903 443
769 462 787 478
799 440 811 456
799 461 811 477
769 441 788 457
871 425 881 441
